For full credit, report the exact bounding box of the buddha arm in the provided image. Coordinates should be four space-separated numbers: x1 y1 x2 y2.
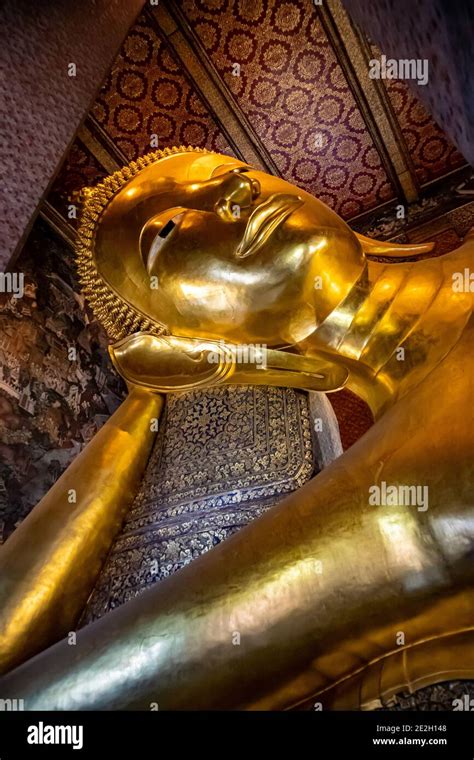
1 320 473 709
0 388 163 675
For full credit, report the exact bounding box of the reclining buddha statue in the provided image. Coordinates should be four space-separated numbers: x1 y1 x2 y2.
0 146 473 710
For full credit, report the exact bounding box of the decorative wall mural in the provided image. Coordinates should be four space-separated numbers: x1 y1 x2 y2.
0 220 125 542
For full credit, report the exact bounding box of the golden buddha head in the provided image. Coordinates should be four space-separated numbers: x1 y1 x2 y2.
77 146 367 348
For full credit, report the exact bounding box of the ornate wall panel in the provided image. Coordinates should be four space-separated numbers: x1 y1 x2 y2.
328 388 373 450
81 385 318 624
0 220 126 542
353 169 474 241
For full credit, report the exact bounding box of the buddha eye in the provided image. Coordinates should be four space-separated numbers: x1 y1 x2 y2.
142 211 183 273
159 218 177 239
149 216 180 262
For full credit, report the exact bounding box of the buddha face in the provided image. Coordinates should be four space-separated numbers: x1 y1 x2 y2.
93 150 366 346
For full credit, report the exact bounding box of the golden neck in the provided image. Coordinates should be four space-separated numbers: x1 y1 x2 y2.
312 247 473 417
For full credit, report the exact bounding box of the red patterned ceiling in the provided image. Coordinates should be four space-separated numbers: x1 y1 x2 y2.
48 0 467 227
382 78 465 186
91 14 232 160
178 0 394 218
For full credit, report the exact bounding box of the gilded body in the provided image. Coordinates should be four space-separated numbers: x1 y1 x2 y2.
0 148 473 710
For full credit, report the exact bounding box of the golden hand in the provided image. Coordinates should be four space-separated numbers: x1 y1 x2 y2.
109 332 349 393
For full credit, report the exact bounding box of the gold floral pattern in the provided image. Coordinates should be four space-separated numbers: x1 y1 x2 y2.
81 385 316 623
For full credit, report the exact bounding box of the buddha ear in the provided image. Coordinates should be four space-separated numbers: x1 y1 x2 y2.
355 232 435 258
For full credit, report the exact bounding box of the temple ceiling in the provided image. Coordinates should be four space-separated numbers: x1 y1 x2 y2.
46 0 467 242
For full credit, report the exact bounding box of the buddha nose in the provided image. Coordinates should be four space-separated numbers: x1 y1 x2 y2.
214 169 261 222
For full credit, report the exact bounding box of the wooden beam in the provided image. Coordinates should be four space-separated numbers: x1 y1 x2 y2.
78 120 126 173
39 201 77 250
